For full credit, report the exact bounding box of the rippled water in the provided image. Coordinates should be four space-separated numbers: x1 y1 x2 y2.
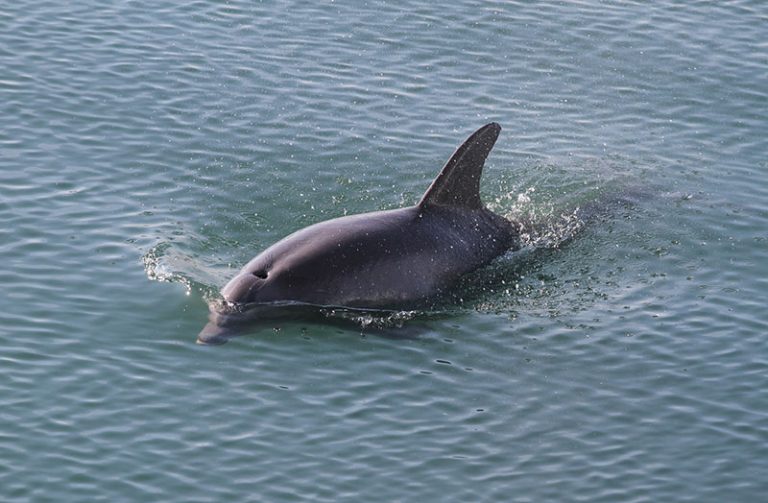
2 1 767 501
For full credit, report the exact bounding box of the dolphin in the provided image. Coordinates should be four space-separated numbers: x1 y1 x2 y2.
198 123 521 344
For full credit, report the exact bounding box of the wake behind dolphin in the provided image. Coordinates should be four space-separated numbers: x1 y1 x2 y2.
198 123 522 344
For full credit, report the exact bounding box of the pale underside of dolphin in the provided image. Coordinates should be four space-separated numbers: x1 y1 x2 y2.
198 123 521 343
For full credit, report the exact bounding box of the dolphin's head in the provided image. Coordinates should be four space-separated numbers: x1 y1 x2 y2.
221 266 273 305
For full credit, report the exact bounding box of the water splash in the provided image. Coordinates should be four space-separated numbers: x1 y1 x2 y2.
490 185 587 251
143 243 191 293
142 242 221 299
319 307 424 329
465 157 649 318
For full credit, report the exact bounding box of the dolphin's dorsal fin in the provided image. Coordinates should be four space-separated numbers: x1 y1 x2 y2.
418 122 501 210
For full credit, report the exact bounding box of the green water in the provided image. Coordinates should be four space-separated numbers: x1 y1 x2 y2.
2 1 767 501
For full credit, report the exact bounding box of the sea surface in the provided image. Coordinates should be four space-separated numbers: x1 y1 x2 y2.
1 1 766 501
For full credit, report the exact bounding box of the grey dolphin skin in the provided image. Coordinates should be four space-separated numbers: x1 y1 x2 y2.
198 123 520 344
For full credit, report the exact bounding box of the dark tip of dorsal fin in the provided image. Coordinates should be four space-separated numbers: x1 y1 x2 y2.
418 122 501 210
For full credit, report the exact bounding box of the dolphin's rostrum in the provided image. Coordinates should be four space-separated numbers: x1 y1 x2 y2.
199 123 520 343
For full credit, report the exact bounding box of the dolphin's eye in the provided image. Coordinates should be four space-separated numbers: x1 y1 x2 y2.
252 270 268 279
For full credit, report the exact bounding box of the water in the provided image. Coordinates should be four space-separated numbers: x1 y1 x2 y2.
1 1 766 501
